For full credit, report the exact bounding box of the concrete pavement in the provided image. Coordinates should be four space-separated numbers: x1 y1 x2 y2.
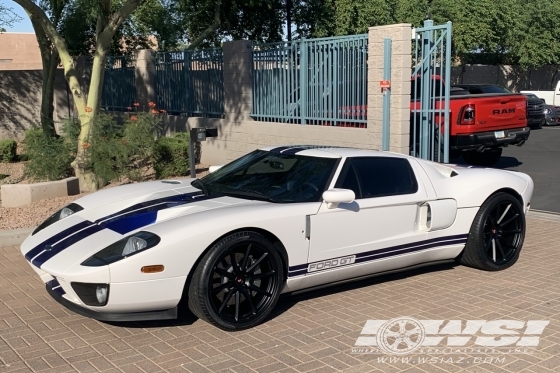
0 213 559 373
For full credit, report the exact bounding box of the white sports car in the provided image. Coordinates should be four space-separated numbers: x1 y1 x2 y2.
20 146 533 330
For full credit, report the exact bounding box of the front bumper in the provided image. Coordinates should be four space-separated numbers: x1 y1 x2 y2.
545 113 560 125
46 282 178 322
527 115 545 128
451 127 530 150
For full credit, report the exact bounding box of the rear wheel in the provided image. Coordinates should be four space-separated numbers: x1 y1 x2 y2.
458 193 525 271
462 148 502 167
188 231 284 331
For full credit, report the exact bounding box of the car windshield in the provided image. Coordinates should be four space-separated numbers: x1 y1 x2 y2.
193 150 339 203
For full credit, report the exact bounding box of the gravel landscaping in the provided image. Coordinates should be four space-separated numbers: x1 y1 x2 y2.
0 161 209 230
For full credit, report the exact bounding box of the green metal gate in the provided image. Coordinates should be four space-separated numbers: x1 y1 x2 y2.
251 35 368 127
410 20 452 163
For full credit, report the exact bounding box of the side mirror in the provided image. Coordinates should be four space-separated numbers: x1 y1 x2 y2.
209 165 223 173
322 188 356 209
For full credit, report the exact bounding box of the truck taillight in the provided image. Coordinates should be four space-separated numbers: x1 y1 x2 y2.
458 104 475 125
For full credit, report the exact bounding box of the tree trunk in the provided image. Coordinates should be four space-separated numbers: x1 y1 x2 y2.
70 51 109 192
31 16 57 137
40 49 59 137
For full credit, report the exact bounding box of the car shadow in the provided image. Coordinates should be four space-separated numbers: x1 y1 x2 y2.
492 156 523 169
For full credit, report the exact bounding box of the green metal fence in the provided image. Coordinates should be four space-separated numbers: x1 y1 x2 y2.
156 48 224 117
251 35 368 127
101 55 137 111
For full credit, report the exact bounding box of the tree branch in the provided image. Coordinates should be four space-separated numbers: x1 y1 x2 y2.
96 0 143 52
187 0 222 50
12 0 70 63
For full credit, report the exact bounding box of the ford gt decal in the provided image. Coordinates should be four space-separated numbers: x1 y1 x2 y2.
288 234 469 277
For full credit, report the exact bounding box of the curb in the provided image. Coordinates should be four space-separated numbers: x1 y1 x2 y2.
1 210 559 249
0 227 35 248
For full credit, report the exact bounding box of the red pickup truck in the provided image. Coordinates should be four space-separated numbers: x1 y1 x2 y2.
411 76 530 166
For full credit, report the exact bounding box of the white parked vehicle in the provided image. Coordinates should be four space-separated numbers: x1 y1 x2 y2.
20 146 534 330
521 81 560 105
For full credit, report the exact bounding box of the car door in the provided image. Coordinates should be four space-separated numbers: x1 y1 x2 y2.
304 156 430 287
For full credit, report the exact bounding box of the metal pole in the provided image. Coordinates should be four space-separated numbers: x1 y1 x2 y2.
299 39 307 125
420 20 434 159
189 136 196 178
443 21 452 163
382 38 392 151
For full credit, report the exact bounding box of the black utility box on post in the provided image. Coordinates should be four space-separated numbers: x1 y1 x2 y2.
189 128 218 178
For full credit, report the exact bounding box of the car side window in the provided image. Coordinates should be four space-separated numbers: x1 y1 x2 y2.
336 157 418 199
334 160 362 198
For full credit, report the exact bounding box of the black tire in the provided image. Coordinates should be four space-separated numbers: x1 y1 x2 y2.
462 148 502 167
188 231 284 331
458 192 525 271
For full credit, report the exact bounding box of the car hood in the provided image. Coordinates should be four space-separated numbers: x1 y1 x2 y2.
20 179 266 273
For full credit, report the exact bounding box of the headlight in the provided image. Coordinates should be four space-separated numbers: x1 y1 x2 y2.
544 108 552 114
81 231 161 267
32 203 83 236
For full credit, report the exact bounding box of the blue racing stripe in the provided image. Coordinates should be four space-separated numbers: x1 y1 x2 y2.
24 221 92 262
32 224 105 268
28 192 218 268
101 211 158 235
269 146 292 153
281 147 306 155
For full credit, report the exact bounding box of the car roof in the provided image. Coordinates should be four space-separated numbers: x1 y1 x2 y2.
258 145 412 159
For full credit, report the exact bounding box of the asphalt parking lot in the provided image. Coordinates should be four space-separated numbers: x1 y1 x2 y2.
483 126 560 213
1 212 559 373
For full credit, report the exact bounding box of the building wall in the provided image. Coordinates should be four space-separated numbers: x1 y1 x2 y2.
0 69 71 140
0 32 43 70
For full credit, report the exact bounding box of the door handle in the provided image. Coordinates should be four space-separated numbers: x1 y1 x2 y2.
500 99 510 104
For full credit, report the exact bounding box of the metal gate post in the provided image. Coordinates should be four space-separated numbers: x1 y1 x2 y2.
299 39 308 125
420 20 433 159
382 38 392 151
184 50 192 114
443 21 452 163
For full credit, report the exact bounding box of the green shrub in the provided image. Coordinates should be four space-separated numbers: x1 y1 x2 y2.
85 113 160 184
153 132 190 179
0 139 17 162
23 129 74 181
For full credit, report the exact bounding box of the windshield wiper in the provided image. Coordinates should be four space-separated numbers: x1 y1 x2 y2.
221 188 277 203
191 179 209 195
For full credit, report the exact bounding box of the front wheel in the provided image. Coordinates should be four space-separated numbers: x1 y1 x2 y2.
458 192 525 271
188 232 284 331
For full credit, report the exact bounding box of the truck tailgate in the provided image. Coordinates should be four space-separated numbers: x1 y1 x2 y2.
455 94 527 132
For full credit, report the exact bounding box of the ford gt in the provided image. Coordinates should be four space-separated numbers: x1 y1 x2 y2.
20 146 534 330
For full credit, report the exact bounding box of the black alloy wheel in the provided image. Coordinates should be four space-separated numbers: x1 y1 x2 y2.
188 232 284 330
459 192 525 271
